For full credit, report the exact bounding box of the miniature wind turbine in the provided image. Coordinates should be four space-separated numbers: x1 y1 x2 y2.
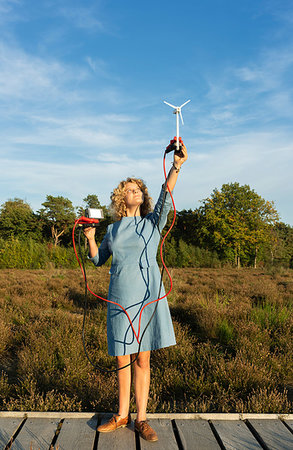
164 99 190 150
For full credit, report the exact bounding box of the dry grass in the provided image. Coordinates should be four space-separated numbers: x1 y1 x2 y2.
0 267 292 413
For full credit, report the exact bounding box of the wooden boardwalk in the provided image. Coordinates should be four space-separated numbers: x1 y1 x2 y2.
1 412 293 450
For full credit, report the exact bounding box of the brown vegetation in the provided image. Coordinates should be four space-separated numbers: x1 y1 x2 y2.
0 267 292 413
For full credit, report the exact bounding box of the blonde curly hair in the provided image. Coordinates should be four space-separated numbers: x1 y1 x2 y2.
110 177 153 221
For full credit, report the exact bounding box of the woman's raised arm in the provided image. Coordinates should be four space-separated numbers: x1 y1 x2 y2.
165 141 188 192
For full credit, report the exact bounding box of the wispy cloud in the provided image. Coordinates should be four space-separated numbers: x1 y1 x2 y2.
1 128 292 223
84 56 119 81
0 0 21 18
263 0 293 27
0 42 88 103
185 129 293 223
0 156 159 210
235 49 293 92
200 45 293 137
57 4 105 33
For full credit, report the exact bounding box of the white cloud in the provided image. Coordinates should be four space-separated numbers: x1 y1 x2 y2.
201 45 293 137
58 5 105 32
0 156 162 211
235 49 293 93
265 91 293 117
0 42 88 103
0 111 141 160
1 128 292 225
182 129 293 223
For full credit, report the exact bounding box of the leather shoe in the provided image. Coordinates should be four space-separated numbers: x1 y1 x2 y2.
98 413 131 432
135 419 158 442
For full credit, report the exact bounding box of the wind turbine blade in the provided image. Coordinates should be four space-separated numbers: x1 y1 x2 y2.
179 110 184 125
164 101 177 109
179 99 191 108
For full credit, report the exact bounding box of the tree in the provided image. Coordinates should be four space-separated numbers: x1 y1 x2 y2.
0 198 41 240
39 196 76 246
197 182 279 268
172 209 200 246
269 222 293 268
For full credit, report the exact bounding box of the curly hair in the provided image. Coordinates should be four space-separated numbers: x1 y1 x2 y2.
110 177 153 221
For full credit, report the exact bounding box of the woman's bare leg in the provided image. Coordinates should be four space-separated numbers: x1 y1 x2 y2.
133 351 150 421
117 354 132 417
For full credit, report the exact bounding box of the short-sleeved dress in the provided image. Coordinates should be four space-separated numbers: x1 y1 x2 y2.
89 187 176 356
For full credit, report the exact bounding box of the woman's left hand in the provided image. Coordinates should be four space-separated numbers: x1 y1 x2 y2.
174 141 188 168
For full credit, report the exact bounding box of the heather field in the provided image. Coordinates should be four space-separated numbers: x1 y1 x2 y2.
0 267 292 414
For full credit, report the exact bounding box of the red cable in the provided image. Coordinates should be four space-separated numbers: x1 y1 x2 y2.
136 155 176 338
72 152 176 344
72 221 140 343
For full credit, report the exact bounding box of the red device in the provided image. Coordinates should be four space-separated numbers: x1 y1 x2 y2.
165 136 184 157
75 216 100 226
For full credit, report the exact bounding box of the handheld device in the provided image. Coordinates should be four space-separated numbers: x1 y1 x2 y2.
76 208 104 227
165 136 185 158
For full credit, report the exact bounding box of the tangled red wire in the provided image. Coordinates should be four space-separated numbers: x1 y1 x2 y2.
72 152 176 344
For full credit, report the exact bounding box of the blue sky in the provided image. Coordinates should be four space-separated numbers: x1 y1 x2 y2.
0 0 293 225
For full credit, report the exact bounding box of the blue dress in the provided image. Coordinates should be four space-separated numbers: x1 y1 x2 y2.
89 187 176 356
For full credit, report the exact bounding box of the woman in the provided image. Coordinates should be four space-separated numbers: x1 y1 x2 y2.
84 141 188 442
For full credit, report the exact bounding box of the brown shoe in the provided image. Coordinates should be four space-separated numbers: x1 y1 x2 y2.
135 419 158 442
98 413 131 432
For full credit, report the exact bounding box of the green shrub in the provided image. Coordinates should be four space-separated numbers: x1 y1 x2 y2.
216 318 235 346
0 237 78 269
251 303 290 331
162 239 221 268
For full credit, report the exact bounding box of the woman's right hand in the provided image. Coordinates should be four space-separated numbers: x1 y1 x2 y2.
83 226 96 241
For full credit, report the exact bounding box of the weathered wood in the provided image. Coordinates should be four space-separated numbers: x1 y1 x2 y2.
248 419 293 450
284 420 293 433
11 417 59 450
175 418 220 450
1 412 293 450
97 414 135 450
0 417 23 448
211 419 262 449
1 411 292 420
139 419 178 450
56 416 98 450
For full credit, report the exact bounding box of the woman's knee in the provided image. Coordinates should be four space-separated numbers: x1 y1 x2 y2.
117 354 131 368
135 351 150 369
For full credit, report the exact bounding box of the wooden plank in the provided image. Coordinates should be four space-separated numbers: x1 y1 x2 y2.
56 416 98 450
211 420 262 449
0 417 23 448
11 417 59 450
139 419 178 450
175 419 220 450
284 420 293 433
1 411 292 420
248 419 293 450
97 413 135 450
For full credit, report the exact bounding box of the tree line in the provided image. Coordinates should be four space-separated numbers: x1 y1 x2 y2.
0 182 292 269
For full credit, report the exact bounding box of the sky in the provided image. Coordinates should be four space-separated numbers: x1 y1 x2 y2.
0 0 293 225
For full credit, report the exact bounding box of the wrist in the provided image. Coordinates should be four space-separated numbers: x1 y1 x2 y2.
172 162 181 173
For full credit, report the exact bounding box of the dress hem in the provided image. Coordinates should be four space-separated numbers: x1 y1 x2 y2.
108 340 177 357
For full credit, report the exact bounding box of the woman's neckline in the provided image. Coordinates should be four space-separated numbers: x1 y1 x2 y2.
121 215 142 220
